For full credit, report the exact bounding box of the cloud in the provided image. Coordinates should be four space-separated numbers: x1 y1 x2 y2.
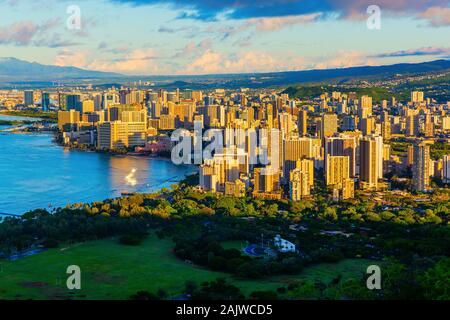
110 0 450 23
0 18 81 47
0 21 40 46
52 45 379 75
93 49 163 74
98 42 108 50
211 13 320 42
182 49 311 74
246 14 321 31
33 33 80 48
54 49 89 68
180 48 376 75
372 46 450 58
172 38 212 58
54 48 163 74
106 45 131 54
157 26 176 33
417 6 450 27
313 50 374 69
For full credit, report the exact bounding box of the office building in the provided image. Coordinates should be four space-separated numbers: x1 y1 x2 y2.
412 142 430 192
24 90 34 106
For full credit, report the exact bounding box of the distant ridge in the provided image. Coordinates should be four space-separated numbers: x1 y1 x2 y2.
256 59 450 85
0 57 122 81
0 57 449 86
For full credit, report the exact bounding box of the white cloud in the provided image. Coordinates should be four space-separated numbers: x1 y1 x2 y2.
54 48 164 75
418 6 450 27
247 14 322 31
181 49 373 75
182 49 309 74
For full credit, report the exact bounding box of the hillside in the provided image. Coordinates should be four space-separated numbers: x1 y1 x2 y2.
0 57 121 81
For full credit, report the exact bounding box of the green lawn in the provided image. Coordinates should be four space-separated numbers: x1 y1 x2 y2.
0 234 375 300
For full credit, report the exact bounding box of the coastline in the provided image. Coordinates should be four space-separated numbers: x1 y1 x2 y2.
0 128 198 215
0 110 57 121
54 130 183 163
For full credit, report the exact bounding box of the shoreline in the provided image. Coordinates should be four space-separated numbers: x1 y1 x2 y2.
0 110 57 121
0 131 198 216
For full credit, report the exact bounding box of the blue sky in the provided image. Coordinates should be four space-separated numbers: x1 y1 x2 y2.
0 0 449 75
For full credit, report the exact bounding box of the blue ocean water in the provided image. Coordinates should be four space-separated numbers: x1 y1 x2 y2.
0 116 195 214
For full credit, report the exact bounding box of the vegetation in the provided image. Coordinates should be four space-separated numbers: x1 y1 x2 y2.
430 142 450 160
0 235 376 300
0 110 57 120
283 85 410 103
0 181 449 300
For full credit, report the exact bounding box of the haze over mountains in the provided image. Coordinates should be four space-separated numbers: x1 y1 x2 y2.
0 57 120 81
0 57 449 88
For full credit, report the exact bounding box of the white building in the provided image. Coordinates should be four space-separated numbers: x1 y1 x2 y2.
274 235 296 253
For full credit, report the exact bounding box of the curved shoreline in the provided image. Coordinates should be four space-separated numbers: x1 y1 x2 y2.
0 131 197 215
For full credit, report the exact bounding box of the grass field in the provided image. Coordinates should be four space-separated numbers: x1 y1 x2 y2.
0 234 375 300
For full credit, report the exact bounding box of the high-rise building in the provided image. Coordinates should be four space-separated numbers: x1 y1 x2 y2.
57 110 80 131
359 136 383 190
66 94 81 112
341 115 356 131
341 178 355 200
97 121 147 150
381 117 391 140
192 91 203 102
279 112 294 139
443 155 450 183
407 145 414 166
253 166 282 199
326 156 349 186
391 97 396 106
405 113 420 137
102 92 119 109
424 114 434 138
411 91 424 103
295 158 314 187
199 164 218 192
321 113 338 139
337 100 348 114
121 108 147 124
359 117 375 136
107 104 141 121
224 180 246 197
325 155 355 200
24 90 34 106
290 168 311 200
283 137 322 179
297 110 308 136
358 95 372 119
412 142 430 192
442 116 450 131
325 136 357 177
159 114 176 130
81 100 95 114
203 95 214 106
41 92 50 111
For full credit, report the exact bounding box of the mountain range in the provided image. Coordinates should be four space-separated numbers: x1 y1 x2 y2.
0 57 449 87
0 57 120 81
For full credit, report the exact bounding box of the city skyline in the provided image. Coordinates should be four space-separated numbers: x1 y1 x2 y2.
0 0 449 305
0 0 449 75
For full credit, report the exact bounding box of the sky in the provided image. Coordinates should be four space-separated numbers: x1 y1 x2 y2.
0 0 449 75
